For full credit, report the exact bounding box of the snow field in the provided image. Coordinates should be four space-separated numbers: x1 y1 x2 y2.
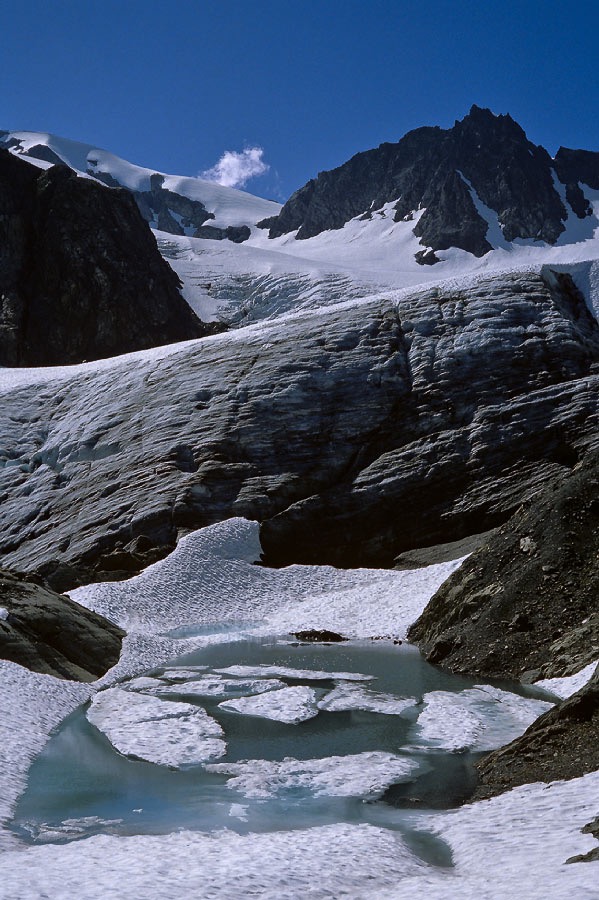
0 518 596 897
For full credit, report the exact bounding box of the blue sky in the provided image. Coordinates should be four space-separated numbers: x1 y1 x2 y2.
2 0 599 200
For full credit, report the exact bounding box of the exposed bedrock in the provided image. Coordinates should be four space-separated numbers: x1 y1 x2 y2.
89 170 252 243
0 149 208 366
408 447 599 680
0 568 124 681
0 268 598 589
261 106 599 259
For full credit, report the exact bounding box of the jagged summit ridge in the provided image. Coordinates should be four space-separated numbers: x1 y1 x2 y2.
259 106 599 262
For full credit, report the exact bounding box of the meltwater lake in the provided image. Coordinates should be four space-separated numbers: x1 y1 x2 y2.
12 636 553 867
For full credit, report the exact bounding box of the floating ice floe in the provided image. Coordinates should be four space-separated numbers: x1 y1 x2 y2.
87 687 226 767
155 667 209 681
0 607 9 621
143 675 287 699
228 804 249 821
218 685 319 724
318 684 417 716
21 817 124 845
206 751 419 799
122 676 165 693
214 664 373 682
415 686 553 752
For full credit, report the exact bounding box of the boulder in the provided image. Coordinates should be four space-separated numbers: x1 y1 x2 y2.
0 568 124 681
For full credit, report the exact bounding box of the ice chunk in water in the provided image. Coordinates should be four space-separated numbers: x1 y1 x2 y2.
416 685 553 752
318 684 417 716
87 687 226 767
219 685 319 724
207 752 419 799
214 664 373 682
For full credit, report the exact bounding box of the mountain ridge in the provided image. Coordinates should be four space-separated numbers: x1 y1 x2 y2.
258 105 599 262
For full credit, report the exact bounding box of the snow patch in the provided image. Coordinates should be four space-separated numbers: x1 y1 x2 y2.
536 659 598 699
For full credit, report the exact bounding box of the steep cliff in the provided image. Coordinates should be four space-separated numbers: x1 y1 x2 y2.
0 149 209 366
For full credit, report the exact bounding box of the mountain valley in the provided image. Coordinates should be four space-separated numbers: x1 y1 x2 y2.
0 107 597 896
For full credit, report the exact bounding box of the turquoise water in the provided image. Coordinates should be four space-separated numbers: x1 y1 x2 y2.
11 637 543 865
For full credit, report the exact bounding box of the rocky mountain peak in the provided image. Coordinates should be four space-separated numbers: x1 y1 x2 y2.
260 107 599 262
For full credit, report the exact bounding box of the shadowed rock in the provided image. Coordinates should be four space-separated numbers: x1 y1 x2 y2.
0 568 125 681
408 448 599 681
0 149 210 366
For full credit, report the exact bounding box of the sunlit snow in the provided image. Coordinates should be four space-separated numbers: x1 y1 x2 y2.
218 685 319 724
206 751 419 799
87 687 226 767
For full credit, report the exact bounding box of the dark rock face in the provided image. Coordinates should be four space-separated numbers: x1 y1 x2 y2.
194 224 251 243
0 148 208 366
473 664 599 800
131 172 214 236
292 630 348 643
0 568 124 681
0 268 598 589
408 448 599 681
89 169 251 243
262 106 599 259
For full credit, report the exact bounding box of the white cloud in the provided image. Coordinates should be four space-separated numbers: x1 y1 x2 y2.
201 147 269 189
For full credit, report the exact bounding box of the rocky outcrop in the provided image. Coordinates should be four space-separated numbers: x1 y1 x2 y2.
0 149 209 366
260 106 599 260
130 172 215 236
90 170 252 243
472 664 599 800
0 267 597 589
0 568 124 681
408 447 599 681
194 224 251 243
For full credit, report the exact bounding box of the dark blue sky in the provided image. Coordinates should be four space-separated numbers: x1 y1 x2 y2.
2 0 599 200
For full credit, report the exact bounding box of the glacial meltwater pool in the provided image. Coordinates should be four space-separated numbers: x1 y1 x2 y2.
11 636 553 867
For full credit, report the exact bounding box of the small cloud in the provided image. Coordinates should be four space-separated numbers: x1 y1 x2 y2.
201 146 269 189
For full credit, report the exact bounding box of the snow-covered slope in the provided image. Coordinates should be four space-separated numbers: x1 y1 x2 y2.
0 130 281 229
161 202 599 323
4 128 599 328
